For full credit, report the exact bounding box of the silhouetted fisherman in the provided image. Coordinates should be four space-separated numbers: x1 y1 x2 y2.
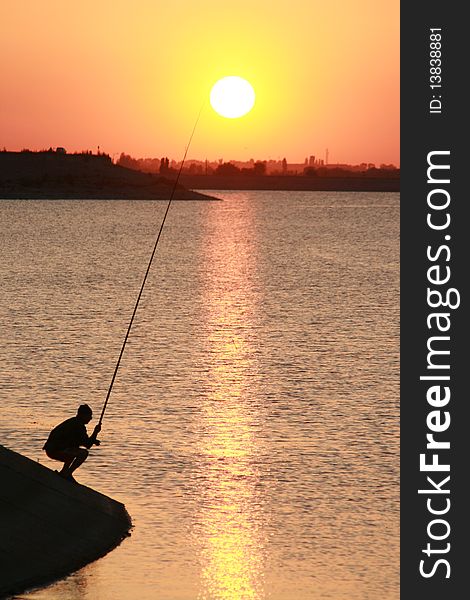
43 404 101 483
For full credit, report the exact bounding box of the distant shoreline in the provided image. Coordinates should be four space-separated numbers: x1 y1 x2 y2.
0 151 399 198
178 174 400 192
0 191 219 201
0 152 217 201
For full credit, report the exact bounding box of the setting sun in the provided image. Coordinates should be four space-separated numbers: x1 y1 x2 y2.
210 76 256 119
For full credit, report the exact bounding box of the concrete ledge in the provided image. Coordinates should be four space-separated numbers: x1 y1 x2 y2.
0 445 132 598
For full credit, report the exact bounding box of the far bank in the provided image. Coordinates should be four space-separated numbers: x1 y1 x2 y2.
177 173 399 192
0 152 217 200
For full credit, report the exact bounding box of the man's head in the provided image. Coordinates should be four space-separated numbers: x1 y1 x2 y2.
77 404 93 424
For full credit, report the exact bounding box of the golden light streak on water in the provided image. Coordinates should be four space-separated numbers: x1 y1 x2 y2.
194 201 266 600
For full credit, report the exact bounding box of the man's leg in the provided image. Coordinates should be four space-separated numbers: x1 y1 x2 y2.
46 447 88 480
68 448 89 474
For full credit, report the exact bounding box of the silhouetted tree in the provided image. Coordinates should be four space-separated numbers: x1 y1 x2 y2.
215 162 241 176
253 161 266 175
159 157 170 173
118 153 139 169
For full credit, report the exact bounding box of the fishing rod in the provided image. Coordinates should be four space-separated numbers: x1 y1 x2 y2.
98 102 205 428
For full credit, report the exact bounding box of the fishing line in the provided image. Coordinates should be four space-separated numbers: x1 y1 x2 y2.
99 101 206 427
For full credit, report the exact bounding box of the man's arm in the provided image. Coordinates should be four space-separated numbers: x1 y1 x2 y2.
83 423 102 448
91 423 101 446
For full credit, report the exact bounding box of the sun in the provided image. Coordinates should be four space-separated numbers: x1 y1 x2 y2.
210 76 255 119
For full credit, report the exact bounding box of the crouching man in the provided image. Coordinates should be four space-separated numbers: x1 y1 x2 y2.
43 404 101 483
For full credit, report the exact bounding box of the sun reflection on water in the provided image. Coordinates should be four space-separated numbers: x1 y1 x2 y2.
194 200 266 600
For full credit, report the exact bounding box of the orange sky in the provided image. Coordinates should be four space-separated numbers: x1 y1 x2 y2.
0 0 399 165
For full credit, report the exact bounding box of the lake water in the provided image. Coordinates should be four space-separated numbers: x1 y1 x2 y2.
0 191 399 600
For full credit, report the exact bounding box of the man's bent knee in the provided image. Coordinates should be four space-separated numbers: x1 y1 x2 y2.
78 448 89 460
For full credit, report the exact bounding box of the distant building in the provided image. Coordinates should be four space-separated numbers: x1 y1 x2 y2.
56 147 67 154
